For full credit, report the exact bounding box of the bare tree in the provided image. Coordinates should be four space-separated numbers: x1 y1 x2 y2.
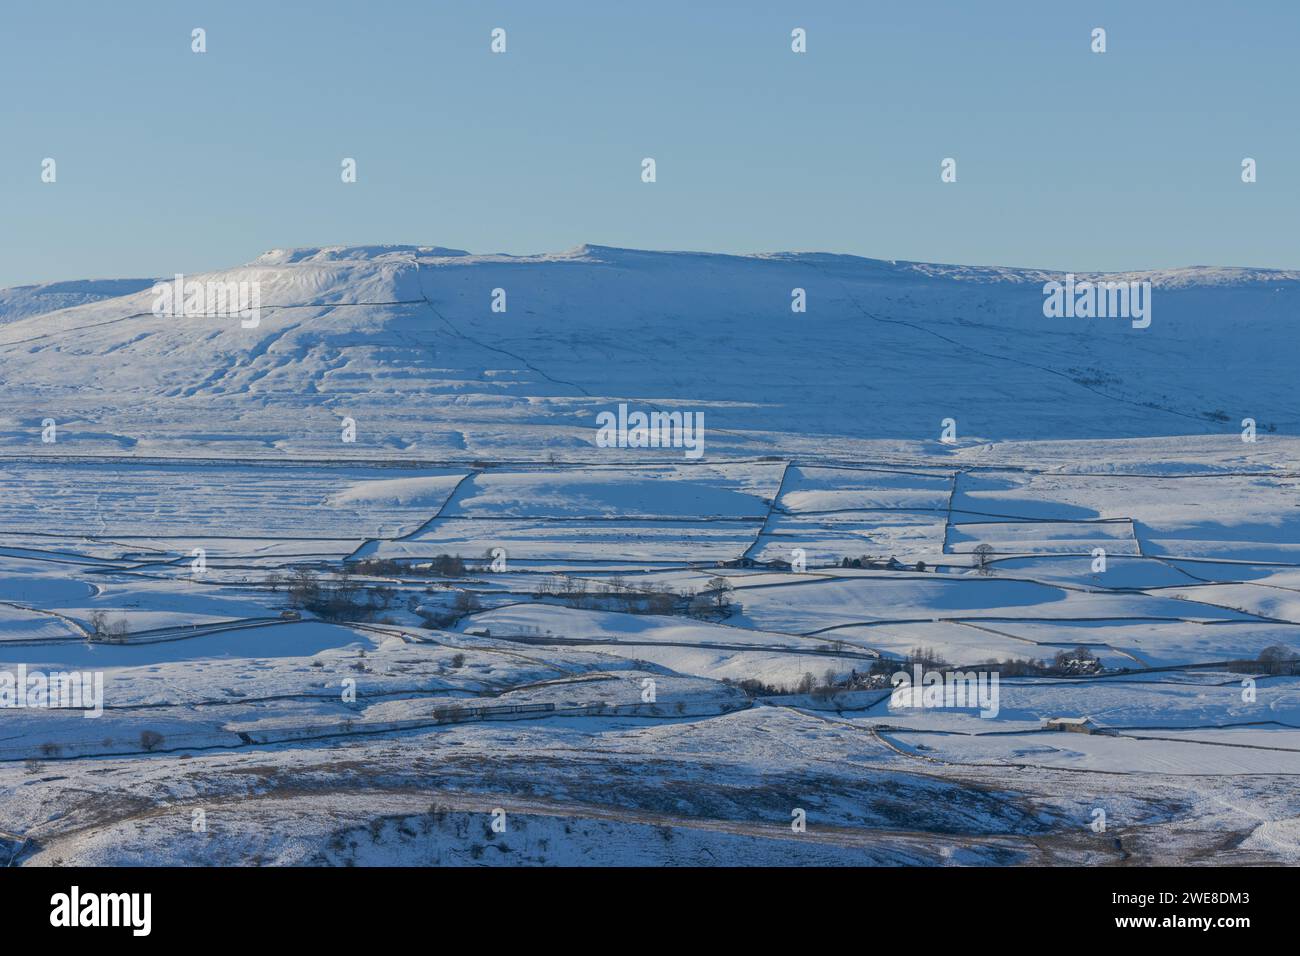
705 576 734 610
287 568 321 607
453 591 481 615
973 543 995 575
1258 645 1300 675
89 613 129 643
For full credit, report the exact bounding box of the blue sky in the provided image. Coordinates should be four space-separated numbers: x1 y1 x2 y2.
1 0 1296 286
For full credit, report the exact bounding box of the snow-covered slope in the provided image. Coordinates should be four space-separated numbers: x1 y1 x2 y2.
0 245 1294 458
0 278 156 323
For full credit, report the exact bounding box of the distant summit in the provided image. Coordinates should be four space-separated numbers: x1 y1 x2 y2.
0 277 157 324
254 245 473 265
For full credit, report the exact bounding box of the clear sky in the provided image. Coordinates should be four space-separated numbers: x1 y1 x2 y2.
1 0 1296 286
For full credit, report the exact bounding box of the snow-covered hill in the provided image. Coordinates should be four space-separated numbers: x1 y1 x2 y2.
2 245 1298 868
0 277 156 324
0 245 1294 458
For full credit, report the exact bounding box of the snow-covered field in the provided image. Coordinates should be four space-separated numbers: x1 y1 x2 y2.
0 245 1296 866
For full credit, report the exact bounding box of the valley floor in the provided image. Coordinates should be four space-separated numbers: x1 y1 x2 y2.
2 438 1298 865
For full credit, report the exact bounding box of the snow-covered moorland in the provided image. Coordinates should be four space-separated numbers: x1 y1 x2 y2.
0 245 1296 866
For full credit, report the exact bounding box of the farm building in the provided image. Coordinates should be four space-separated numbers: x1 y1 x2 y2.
1044 716 1099 734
